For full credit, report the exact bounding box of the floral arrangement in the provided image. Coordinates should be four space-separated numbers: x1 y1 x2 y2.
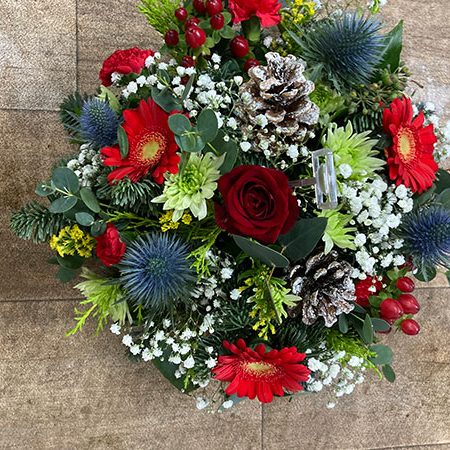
11 0 450 411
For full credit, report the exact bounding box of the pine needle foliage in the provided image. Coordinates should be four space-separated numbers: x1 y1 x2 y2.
275 318 328 353
139 0 179 34
59 92 91 143
10 201 71 243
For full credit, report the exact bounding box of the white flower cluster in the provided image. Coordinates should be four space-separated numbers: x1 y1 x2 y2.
66 143 102 187
114 251 237 390
341 179 413 278
306 347 366 404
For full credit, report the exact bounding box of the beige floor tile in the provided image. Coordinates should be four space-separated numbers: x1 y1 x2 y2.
262 288 450 450
0 0 76 110
77 0 162 94
0 300 262 450
0 110 77 300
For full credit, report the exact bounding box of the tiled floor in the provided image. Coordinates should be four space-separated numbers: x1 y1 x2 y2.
0 1 449 449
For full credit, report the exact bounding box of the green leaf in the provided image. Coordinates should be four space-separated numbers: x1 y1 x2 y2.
379 21 403 71
75 212 95 226
57 254 84 270
35 182 54 197
413 185 435 208
175 133 205 153
436 188 450 208
168 114 192 135
80 187 101 213
382 364 396 383
338 314 349 333
242 16 261 43
352 303 366 315
57 266 77 283
117 125 129 159
220 25 236 40
278 218 328 262
362 315 374 344
210 131 238 174
415 264 437 282
49 196 78 213
369 344 394 366
233 235 290 268
222 11 232 25
181 75 196 103
435 169 450 194
197 109 218 143
371 317 391 332
369 295 383 308
52 167 80 193
91 221 107 237
151 87 182 113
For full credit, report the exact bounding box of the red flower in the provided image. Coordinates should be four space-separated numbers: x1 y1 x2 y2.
99 48 154 86
215 165 299 244
95 223 126 267
213 339 311 403
355 276 383 308
383 97 438 193
101 98 180 184
229 0 282 27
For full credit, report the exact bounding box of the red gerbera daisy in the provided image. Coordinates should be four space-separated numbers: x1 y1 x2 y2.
101 98 180 184
383 96 438 193
213 339 311 403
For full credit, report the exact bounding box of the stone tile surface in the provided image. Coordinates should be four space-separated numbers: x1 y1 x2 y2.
77 0 162 93
262 288 450 450
0 300 262 450
0 110 77 301
0 0 76 110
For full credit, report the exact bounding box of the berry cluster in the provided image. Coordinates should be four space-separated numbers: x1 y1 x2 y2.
355 272 421 336
163 0 260 72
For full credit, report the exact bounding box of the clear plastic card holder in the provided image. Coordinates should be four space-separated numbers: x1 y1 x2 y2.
311 148 338 210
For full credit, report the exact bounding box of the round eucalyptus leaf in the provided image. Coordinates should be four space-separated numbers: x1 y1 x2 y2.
52 167 80 193
49 196 78 213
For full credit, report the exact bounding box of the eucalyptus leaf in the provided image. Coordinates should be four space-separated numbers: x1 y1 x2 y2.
369 344 394 366
413 185 435 208
49 196 78 213
435 169 450 194
436 188 450 208
35 182 54 197
210 131 238 174
197 109 218 143
151 87 182 113
117 125 129 159
278 217 328 262
168 114 192 135
371 317 391 332
382 364 396 383
175 134 205 153
80 187 101 213
91 221 107 237
57 266 77 283
362 315 374 344
52 167 80 193
57 254 84 270
181 75 196 102
338 314 349 334
233 235 290 268
75 212 95 226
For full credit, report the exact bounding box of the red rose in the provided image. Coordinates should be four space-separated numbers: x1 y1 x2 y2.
215 165 299 244
95 223 126 267
99 48 154 86
229 0 282 27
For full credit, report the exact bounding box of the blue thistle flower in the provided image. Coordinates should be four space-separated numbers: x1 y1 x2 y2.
120 233 194 312
400 205 450 268
80 98 119 148
300 13 385 89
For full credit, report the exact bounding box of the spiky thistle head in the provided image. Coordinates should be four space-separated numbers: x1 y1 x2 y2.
299 13 385 89
120 233 194 312
80 98 119 148
399 205 450 269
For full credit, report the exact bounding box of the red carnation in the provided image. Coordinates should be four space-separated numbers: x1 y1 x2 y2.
213 339 311 403
383 96 438 194
99 48 154 86
215 165 299 244
355 276 383 308
229 0 282 27
95 223 126 267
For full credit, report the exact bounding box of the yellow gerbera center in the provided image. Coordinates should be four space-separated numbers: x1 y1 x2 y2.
135 131 167 167
396 127 417 163
242 361 278 378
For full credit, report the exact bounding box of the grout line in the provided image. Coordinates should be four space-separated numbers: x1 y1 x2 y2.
0 107 58 113
368 442 450 450
0 297 83 304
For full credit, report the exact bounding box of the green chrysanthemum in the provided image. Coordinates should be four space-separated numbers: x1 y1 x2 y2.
322 122 384 182
152 153 224 221
318 208 357 254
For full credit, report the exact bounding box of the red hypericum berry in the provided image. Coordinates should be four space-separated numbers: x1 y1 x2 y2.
185 26 207 49
210 13 225 30
396 276 415 293
181 56 196 68
398 294 421 315
175 7 188 22
193 0 207 14
401 318 421 335
244 58 261 72
230 36 250 58
164 30 179 47
185 17 201 29
206 0 223 16
379 298 404 321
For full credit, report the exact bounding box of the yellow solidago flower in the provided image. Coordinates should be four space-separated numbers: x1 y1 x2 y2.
159 210 193 232
285 0 315 25
50 225 96 258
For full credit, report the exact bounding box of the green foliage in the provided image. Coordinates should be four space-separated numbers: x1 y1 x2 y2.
189 227 222 278
139 0 179 35
10 201 71 243
318 208 356 254
59 92 90 143
96 177 162 215
67 269 131 336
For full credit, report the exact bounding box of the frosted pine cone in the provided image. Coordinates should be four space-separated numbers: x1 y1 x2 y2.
288 251 355 327
238 52 319 144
